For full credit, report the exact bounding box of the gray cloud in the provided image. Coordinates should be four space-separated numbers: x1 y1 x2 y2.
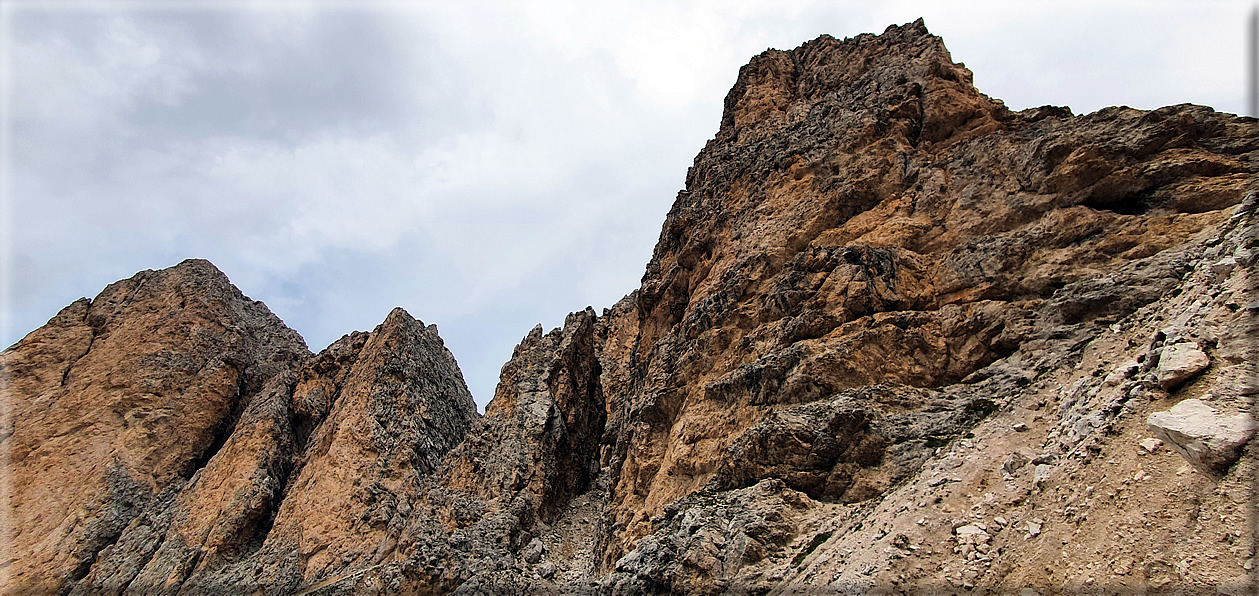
5 1 1251 408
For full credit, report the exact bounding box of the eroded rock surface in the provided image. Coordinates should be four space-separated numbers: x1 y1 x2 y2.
5 18 1258 595
596 19 1257 565
3 261 478 594
1 259 307 594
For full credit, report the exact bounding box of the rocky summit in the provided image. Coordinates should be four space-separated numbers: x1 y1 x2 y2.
3 20 1257 594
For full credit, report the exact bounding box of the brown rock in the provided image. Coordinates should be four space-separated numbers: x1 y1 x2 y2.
1 260 306 593
599 19 1255 560
438 308 606 527
7 18 1259 595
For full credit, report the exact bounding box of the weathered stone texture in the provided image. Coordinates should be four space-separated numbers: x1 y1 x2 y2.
6 18 1258 595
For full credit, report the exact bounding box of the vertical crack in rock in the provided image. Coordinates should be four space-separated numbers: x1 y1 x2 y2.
441 308 607 525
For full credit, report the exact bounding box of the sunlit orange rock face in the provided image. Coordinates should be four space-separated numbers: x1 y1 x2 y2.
1 260 308 592
598 19 1254 563
4 19 1256 595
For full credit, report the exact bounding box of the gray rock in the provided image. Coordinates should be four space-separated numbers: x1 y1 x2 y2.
523 538 545 564
1210 257 1237 281
1033 464 1054 487
537 562 556 579
1147 399 1256 475
1002 452 1029 476
601 479 810 595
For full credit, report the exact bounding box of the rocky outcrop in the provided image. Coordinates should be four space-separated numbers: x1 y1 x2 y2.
5 18 1258 595
392 308 609 594
705 384 1001 503
602 479 813 595
180 308 475 593
439 308 605 527
0 259 307 594
2 261 477 594
597 19 1257 563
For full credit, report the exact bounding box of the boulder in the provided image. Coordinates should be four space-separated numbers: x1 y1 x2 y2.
1147 399 1256 475
1155 343 1211 390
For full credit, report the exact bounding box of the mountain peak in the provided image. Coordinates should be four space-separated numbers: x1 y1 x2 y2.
718 19 1000 147
5 24 1257 594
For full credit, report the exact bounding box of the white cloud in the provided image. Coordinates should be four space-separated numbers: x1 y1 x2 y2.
5 1 1253 408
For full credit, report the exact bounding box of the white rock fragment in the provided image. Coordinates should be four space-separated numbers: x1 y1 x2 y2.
955 524 991 545
1148 399 1257 475
1033 464 1053 487
1138 437 1163 454
1210 257 1237 281
1155 343 1211 390
1025 521 1042 538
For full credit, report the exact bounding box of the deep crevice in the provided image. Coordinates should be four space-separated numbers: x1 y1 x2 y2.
58 304 99 389
1082 187 1162 216
182 366 252 481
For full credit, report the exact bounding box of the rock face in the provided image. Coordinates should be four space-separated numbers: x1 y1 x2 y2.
597 19 1257 566
5 19 1258 595
2 262 477 594
1 260 307 594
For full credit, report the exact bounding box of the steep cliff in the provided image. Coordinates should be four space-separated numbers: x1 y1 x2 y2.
0 260 308 593
2 263 477 594
596 20 1256 578
3 19 1256 595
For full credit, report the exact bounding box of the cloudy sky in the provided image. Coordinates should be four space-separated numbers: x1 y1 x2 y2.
4 0 1253 409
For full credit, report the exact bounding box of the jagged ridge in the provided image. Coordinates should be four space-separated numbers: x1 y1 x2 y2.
3 19 1256 595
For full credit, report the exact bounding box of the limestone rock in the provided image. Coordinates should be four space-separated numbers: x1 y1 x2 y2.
707 385 999 503
601 479 812 595
1139 437 1164 454
600 18 1255 561
6 18 1259 595
955 524 991 545
1155 342 1211 390
439 308 606 528
1003 451 1029 476
0 259 307 594
359 308 609 594
1 259 480 594
1148 399 1256 475
214 307 477 588
1033 464 1054 488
